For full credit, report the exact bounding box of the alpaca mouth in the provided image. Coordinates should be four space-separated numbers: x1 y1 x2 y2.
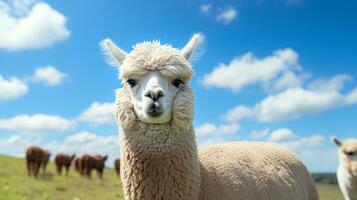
147 110 163 117
146 102 164 117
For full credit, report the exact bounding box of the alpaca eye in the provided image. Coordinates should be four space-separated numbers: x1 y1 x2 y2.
345 151 354 156
172 79 184 88
127 79 137 87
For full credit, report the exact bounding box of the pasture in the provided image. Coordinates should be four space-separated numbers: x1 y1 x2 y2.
0 154 344 200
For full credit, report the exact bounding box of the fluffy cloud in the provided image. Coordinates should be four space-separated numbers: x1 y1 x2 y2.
0 75 28 102
267 128 326 149
251 127 326 150
0 114 73 133
195 123 240 137
202 48 301 92
47 131 118 155
268 128 298 142
250 128 270 139
0 134 41 157
46 131 119 166
0 1 70 50
216 6 237 24
345 88 357 105
225 75 356 123
78 102 115 124
32 66 67 86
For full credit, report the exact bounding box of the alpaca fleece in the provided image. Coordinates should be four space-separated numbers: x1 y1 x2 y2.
114 41 319 200
199 142 318 200
335 139 357 200
116 87 318 200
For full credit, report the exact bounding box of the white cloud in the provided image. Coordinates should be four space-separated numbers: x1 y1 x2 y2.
200 4 212 13
202 48 300 92
0 114 73 133
195 123 239 137
32 66 67 86
250 128 270 139
0 75 28 102
272 71 309 91
225 87 342 122
46 131 119 167
307 75 351 92
216 6 237 24
345 88 357 105
268 128 297 142
0 1 70 50
225 74 357 123
260 128 326 150
0 134 42 157
78 102 115 124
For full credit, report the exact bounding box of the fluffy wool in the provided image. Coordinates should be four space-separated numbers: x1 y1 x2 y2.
334 138 357 200
108 36 319 200
199 142 318 200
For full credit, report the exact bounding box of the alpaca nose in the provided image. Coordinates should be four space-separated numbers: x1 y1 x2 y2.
144 87 165 101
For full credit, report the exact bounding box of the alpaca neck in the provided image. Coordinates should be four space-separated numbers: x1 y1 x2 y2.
120 124 201 200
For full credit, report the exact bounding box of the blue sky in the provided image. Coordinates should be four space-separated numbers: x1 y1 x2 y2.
0 0 356 172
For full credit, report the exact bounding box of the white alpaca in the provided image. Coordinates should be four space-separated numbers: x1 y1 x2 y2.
333 137 357 200
101 33 319 200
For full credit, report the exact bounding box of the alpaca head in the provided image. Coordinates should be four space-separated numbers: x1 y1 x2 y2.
333 137 357 176
101 34 203 125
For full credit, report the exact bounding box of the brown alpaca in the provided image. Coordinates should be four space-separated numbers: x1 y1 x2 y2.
94 155 108 178
114 159 120 176
41 150 51 173
81 154 95 178
55 154 75 176
26 146 49 177
75 157 84 176
81 155 108 178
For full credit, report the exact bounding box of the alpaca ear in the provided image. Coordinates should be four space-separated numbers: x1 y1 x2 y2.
332 137 342 146
181 33 205 61
100 38 127 66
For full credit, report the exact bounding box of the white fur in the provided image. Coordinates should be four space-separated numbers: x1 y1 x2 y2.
103 33 318 200
333 137 357 200
181 33 205 62
128 71 182 124
100 38 127 66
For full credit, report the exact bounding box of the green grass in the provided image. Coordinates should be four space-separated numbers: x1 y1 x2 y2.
0 154 345 200
0 154 123 200
316 183 344 200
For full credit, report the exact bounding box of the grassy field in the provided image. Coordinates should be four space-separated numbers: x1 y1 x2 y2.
0 154 344 200
0 154 123 200
316 184 344 200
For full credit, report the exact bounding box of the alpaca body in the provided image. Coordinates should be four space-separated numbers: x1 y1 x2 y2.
26 146 50 177
199 142 318 200
42 150 50 172
116 88 318 200
55 154 75 176
103 34 318 200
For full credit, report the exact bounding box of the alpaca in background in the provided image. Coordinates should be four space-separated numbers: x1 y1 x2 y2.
114 159 120 176
41 150 51 173
333 137 357 200
26 146 50 177
55 154 76 176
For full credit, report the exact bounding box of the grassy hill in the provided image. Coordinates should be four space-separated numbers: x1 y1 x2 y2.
0 154 123 200
0 154 344 200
